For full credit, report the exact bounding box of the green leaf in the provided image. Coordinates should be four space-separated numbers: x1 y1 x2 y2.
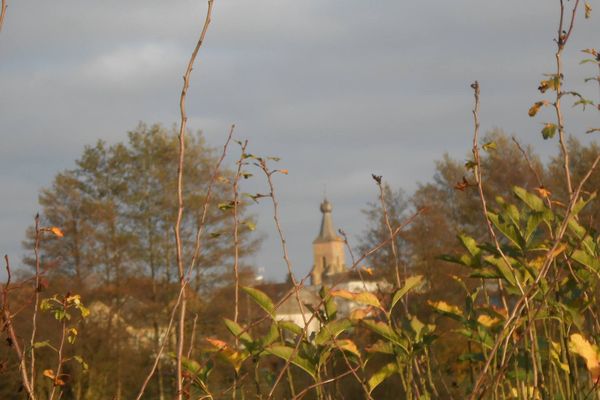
482 141 497 152
513 187 545 212
368 362 399 393
486 212 524 249
73 355 89 371
33 340 52 350
330 290 381 309
223 318 253 345
217 201 235 211
484 256 518 287
265 345 316 379
541 123 557 139
572 192 597 216
278 320 303 336
458 234 480 257
362 320 407 351
242 286 275 317
319 286 337 321
315 319 352 345
572 249 600 271
390 275 424 313
259 323 280 347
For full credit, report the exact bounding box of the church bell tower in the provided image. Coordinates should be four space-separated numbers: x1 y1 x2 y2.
311 198 346 286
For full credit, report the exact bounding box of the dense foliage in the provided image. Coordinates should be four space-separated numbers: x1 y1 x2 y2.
2 0 600 399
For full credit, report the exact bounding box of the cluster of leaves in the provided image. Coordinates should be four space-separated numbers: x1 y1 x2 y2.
179 277 438 399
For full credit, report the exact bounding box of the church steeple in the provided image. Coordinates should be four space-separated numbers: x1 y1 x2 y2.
311 198 346 286
315 198 336 242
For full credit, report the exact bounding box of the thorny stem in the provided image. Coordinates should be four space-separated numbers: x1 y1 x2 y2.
135 125 232 400
339 229 368 291
29 215 41 390
232 141 247 326
373 177 403 290
189 124 236 277
257 159 309 329
134 2 215 399
0 0 6 34
49 298 68 400
186 313 199 360
555 0 581 198
173 1 214 398
470 81 513 310
231 140 247 400
2 256 36 399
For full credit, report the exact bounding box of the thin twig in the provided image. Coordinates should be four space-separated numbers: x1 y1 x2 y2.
372 176 403 289
471 154 600 399
135 2 215 399
173 1 214 397
232 141 247 326
29 215 41 390
0 0 7 34
2 255 36 399
266 208 425 399
49 297 68 400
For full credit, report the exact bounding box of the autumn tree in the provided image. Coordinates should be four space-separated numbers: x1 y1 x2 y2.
21 122 260 399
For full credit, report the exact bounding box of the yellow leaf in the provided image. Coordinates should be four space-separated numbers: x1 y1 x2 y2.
330 290 381 308
49 227 64 238
428 300 464 317
569 333 600 381
350 307 372 321
585 1 592 18
477 314 501 328
335 339 360 357
550 243 567 259
279 169 289 175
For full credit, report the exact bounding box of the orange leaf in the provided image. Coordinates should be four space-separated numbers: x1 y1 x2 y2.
206 338 228 350
535 186 552 198
50 227 64 238
43 369 55 380
361 266 374 276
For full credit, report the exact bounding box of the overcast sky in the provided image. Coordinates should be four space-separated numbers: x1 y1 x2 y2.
1 1 598 282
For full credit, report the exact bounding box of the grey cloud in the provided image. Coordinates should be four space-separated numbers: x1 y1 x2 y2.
1 0 599 281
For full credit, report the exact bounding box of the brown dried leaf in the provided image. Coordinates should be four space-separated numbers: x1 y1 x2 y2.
528 101 549 117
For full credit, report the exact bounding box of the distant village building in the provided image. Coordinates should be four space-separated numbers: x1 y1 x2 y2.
274 198 388 334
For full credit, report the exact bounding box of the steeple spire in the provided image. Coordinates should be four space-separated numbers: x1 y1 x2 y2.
315 198 337 242
311 198 346 286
